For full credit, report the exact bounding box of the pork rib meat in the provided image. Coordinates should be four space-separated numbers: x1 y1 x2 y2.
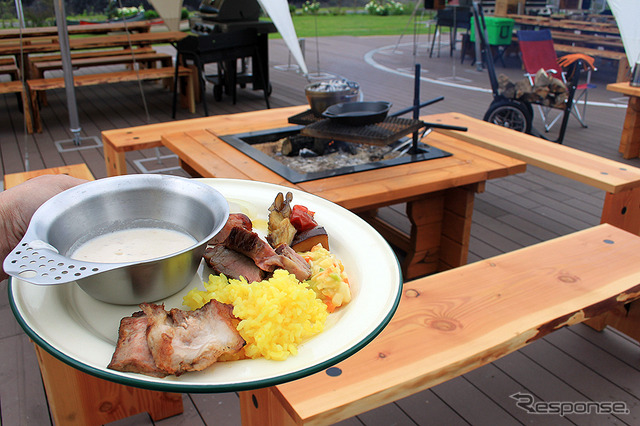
142 300 245 376
204 244 264 283
107 311 169 377
108 300 245 377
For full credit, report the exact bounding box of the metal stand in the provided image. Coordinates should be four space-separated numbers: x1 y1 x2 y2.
393 1 431 60
438 5 471 83
274 39 305 72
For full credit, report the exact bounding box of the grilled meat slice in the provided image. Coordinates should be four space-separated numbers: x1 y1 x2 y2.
209 213 253 246
223 226 285 272
141 300 245 376
275 243 312 281
223 226 311 281
204 244 264 283
107 311 169 377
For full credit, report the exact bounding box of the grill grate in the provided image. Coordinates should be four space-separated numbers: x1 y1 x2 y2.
288 109 323 125
300 117 425 146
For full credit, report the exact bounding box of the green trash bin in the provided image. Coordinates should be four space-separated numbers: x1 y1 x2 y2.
470 16 515 45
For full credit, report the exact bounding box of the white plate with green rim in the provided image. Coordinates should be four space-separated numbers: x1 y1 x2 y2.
9 178 402 392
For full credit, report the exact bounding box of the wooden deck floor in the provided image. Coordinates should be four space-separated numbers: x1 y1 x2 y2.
2 33 640 425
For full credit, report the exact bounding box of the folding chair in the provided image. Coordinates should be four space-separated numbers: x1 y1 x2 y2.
517 29 596 131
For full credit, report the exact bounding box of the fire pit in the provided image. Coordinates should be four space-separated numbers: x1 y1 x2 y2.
220 123 452 183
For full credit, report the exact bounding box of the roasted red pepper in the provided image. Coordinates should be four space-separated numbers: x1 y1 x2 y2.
290 204 317 232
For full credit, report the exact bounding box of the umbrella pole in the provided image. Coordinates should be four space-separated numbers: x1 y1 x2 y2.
53 0 82 146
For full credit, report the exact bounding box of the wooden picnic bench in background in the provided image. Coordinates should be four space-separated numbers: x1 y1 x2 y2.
0 56 32 133
240 223 640 425
0 80 32 133
28 66 195 133
508 14 620 36
28 47 173 106
0 21 151 39
32 51 173 81
429 112 640 340
26 46 156 78
0 30 186 79
0 56 19 80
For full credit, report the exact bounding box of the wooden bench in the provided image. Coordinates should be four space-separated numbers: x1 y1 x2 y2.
0 80 33 134
239 223 640 425
26 46 155 77
32 51 173 79
101 105 308 176
31 50 173 106
2 163 94 188
0 56 19 80
428 112 640 339
27 66 195 133
3 163 185 426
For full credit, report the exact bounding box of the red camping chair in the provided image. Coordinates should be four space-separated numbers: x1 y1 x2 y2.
517 29 596 132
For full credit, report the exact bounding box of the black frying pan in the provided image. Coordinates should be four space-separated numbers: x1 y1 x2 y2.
322 101 392 126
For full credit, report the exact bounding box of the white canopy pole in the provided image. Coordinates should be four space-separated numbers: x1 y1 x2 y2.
256 0 308 75
607 0 640 73
53 0 82 145
14 0 25 27
148 0 184 32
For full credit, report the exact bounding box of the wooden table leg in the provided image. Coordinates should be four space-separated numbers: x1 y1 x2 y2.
404 184 478 278
358 184 479 281
584 186 640 337
402 192 446 279
239 388 297 426
620 96 640 159
104 141 128 176
617 57 631 85
34 345 183 425
600 187 640 236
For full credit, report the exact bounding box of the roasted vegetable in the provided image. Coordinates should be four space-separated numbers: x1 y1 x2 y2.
267 192 297 247
290 204 318 232
291 226 329 252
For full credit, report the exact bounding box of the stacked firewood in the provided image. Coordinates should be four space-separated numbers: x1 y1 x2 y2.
498 69 568 109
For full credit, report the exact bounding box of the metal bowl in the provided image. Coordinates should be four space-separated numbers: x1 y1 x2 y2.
3 174 229 305
304 79 360 116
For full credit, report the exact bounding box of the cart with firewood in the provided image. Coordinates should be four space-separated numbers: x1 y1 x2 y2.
472 2 586 144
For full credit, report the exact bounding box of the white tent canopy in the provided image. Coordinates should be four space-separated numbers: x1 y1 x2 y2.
148 0 183 32
256 0 308 75
607 0 640 71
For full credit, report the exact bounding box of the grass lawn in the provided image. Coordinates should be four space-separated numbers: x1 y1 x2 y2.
271 13 436 38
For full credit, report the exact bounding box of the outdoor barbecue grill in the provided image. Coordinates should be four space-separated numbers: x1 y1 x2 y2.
177 0 276 115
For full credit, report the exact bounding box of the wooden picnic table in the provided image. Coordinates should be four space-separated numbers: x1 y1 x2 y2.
549 29 624 51
0 30 186 80
159 106 527 280
0 30 186 56
607 82 640 159
0 21 151 39
508 14 620 36
509 21 629 81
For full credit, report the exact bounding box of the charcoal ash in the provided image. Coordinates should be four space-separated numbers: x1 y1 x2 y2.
252 136 403 175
